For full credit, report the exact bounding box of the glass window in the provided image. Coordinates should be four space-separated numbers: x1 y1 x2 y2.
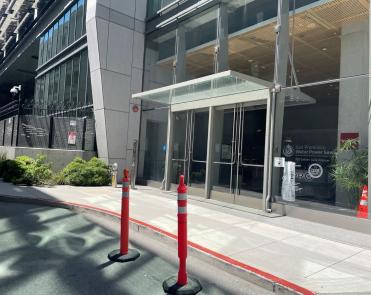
62 10 70 50
75 0 84 40
58 63 66 108
276 76 369 215
227 1 276 81
71 54 81 109
140 107 168 181
143 30 176 91
47 28 53 61
48 69 55 110
228 0 277 35
57 17 64 53
78 50 88 107
290 0 369 84
86 68 93 105
43 31 48 64
38 76 45 110
53 67 60 110
43 73 50 110
271 0 370 217
64 59 73 108
38 36 44 66
69 4 78 45
147 0 161 18
34 79 40 106
182 8 218 79
52 23 58 57
82 0 86 35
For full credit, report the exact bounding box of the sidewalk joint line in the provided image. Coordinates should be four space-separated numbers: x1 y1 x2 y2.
304 249 367 279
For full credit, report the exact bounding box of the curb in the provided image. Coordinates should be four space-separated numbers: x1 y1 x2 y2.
0 195 316 295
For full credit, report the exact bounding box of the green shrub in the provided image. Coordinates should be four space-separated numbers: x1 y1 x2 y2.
331 139 368 208
59 157 110 186
1 155 53 185
0 160 6 178
0 152 8 178
1 159 23 183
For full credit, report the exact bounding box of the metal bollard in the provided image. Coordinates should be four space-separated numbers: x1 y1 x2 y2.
163 175 202 295
111 162 118 188
108 169 140 263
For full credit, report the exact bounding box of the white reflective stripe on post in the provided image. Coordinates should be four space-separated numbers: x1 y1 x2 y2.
122 191 129 198
360 200 368 206
178 206 187 214
178 193 187 200
123 181 130 187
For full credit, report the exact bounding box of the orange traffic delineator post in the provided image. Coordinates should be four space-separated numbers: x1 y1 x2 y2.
108 169 140 263
163 175 202 295
357 185 368 219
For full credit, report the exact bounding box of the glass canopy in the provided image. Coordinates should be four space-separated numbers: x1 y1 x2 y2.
132 71 271 106
133 70 316 107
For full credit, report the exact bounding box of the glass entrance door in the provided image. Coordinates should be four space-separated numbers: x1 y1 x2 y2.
238 108 266 194
171 109 209 195
210 104 266 203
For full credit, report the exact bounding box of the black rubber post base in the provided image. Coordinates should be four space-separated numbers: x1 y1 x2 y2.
108 249 140 263
163 276 202 295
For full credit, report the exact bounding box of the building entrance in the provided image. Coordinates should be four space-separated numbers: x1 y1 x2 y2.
171 109 209 196
210 103 266 206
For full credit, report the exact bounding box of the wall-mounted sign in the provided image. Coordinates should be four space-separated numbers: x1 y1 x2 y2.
340 132 359 148
282 135 336 202
132 104 139 113
282 161 296 202
274 157 285 167
68 131 77 145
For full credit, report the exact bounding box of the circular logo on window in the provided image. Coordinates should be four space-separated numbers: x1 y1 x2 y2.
282 143 295 158
308 163 323 179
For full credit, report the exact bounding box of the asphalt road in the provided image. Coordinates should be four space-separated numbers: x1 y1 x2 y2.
0 202 273 295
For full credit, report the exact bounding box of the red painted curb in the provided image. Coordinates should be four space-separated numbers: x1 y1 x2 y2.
3 197 316 295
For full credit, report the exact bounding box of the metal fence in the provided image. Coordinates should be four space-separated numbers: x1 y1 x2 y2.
0 109 96 151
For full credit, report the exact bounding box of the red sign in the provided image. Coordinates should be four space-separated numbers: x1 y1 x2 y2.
340 132 359 148
132 104 139 113
68 131 77 145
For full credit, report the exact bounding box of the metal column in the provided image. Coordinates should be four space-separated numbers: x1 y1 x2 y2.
205 106 215 198
215 1 229 73
165 24 186 190
174 26 186 83
264 0 290 212
368 0 371 220
164 109 174 191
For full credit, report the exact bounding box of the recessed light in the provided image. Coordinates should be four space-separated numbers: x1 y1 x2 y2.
248 59 254 63
322 47 327 51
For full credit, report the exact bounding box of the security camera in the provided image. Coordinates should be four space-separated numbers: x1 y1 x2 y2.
10 85 21 97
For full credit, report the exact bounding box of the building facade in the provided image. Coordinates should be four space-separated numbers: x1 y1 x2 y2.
0 0 369 231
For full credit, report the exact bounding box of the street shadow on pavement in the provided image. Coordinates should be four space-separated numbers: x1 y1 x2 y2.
0 199 251 295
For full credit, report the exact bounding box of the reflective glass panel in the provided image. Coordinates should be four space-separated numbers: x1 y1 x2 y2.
275 76 368 216
143 30 176 91
289 0 369 84
69 4 78 45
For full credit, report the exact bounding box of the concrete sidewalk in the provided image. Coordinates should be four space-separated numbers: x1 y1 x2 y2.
1 181 371 294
